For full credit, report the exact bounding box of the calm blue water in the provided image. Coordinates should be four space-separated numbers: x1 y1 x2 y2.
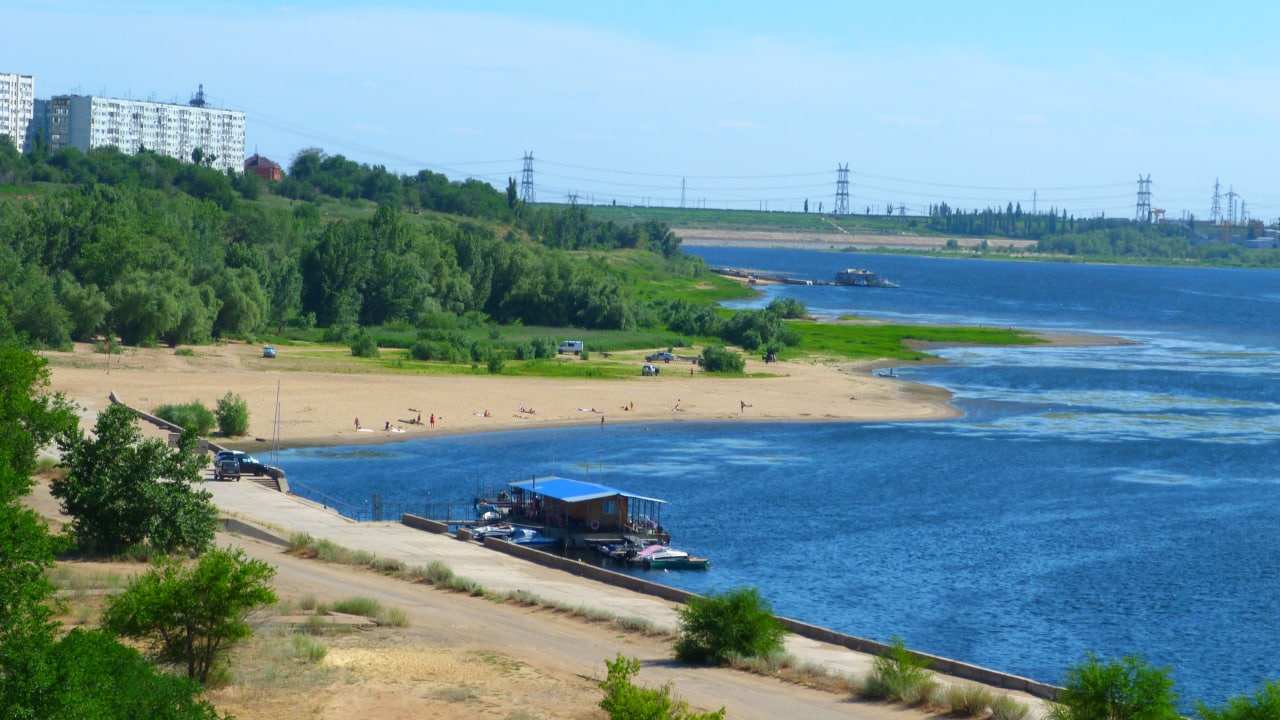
279 247 1280 706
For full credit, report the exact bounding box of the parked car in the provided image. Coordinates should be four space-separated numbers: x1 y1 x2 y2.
214 458 241 482
237 457 269 476
557 340 584 355
645 351 675 363
214 450 246 464
262 345 276 358
641 364 660 376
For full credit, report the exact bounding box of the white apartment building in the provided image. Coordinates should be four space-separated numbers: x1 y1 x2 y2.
49 94 246 174
0 72 35 153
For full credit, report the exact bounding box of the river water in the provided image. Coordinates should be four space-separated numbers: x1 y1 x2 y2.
278 246 1280 706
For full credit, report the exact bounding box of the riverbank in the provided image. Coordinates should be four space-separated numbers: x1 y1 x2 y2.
42 341 960 449
676 228 1037 251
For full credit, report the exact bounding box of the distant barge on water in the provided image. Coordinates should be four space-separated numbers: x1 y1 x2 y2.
711 266 899 288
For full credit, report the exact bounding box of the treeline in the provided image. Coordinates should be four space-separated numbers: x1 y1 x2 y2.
0 144 705 350
277 148 682 256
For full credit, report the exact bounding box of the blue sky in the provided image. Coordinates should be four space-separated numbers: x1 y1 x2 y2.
5 1 1278 220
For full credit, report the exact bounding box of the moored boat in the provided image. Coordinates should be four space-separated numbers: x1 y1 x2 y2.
630 543 710 570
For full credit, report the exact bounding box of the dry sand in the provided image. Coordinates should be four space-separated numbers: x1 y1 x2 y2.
43 341 959 448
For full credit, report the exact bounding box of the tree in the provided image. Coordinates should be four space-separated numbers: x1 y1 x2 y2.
599 653 724 720
102 546 277 683
1050 653 1179 720
52 404 217 556
214 392 249 436
0 344 77 711
673 587 787 665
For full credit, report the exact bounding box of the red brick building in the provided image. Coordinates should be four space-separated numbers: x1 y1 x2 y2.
244 153 282 182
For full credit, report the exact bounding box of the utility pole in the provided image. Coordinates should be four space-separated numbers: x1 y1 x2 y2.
1032 190 1037 215
834 163 850 216
519 151 535 203
680 178 686 209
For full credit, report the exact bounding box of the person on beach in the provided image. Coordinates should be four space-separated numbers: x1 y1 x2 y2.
384 420 390 431
354 417 360 430
417 413 422 424
429 413 435 428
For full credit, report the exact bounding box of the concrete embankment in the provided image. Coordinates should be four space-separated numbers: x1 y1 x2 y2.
402 514 1059 700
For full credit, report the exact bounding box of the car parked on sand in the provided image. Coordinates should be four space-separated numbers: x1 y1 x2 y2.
262 345 276 358
641 364 660 376
645 351 675 363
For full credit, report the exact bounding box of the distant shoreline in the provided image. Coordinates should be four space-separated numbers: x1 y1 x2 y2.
675 228 1037 252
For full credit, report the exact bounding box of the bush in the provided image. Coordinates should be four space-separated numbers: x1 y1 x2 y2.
214 391 249 436
154 401 215 435
699 346 744 373
486 352 504 374
863 636 935 704
1197 679 1280 720
673 587 787 665
350 329 379 358
1050 653 1179 720
599 653 725 720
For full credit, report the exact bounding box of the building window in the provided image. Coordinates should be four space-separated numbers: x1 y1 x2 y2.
601 500 616 515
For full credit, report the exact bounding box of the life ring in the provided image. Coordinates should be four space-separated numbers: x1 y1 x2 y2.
589 520 600 530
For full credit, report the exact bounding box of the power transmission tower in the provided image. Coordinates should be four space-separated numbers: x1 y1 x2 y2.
1209 178 1222 224
680 178 686 209
1226 186 1239 224
519 151 535 203
834 164 850 216
1135 174 1152 222
566 191 578 206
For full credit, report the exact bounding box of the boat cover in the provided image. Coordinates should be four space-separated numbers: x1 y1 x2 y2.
507 476 665 505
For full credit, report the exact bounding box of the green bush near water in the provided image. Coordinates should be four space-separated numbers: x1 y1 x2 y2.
1049 653 1179 720
1196 679 1280 720
673 587 787 665
862 636 936 705
154 401 215 435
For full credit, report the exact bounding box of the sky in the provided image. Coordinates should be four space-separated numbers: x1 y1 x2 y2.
5 1 1278 220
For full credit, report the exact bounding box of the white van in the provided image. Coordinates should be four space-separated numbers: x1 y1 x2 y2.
557 340 584 355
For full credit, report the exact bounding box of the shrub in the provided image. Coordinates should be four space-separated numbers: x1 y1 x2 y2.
350 329 380 358
699 345 744 373
673 587 787 665
214 391 250 436
599 653 725 720
1196 679 1280 720
486 352 504 374
1049 653 1179 720
154 400 215 435
863 636 935 705
331 597 382 618
291 633 327 663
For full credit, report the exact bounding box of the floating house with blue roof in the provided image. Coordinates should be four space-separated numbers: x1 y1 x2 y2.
495 476 668 548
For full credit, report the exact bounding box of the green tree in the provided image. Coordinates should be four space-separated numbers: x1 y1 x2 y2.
599 653 725 720
350 328 380 358
1050 653 1179 720
214 391 249 436
1196 679 1280 720
698 346 744 373
52 404 217 556
154 400 216 436
0 344 78 711
102 546 277 683
673 587 787 665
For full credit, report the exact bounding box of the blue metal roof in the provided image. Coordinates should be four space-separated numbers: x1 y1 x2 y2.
507 476 665 505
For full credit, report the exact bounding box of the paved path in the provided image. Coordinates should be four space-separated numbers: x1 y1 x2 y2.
205 478 881 678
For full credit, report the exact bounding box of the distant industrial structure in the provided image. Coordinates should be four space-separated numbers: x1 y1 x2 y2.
833 163 850 216
0 72 35 152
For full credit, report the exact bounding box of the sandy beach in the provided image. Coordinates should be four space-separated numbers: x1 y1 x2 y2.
43 341 959 448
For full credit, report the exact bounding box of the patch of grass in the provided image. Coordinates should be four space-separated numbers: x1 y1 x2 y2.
331 597 382 618
298 595 317 611
943 683 995 717
290 633 327 663
173 347 195 357
794 320 1041 362
434 685 479 703
990 694 1033 720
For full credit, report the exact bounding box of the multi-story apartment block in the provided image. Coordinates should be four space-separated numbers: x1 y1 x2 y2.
47 93 245 174
0 72 35 153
